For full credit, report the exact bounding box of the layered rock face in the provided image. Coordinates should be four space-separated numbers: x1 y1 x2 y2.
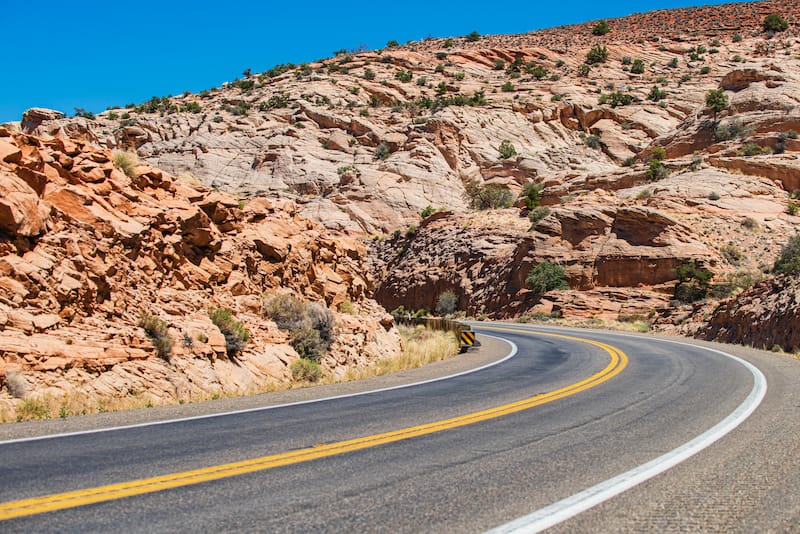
699 275 800 352
6 0 800 348
0 128 400 415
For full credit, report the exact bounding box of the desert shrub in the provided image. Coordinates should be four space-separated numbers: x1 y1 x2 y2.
674 262 713 302
648 86 667 102
764 13 789 33
290 358 322 382
501 81 515 92
139 312 172 360
631 59 645 74
498 139 517 159
739 143 763 156
113 150 140 179
464 180 513 210
420 205 435 218
773 233 800 275
599 92 633 107
375 142 391 160
646 160 669 181
577 64 591 77
586 45 608 64
395 70 413 82
701 66 711 75
262 294 308 330
466 31 481 42
711 270 761 298
209 307 250 357
528 206 550 227
521 183 543 210
363 68 375 80
290 328 326 362
592 20 611 36
338 299 355 314
720 244 745 265
263 294 336 358
435 291 458 316
732 34 742 43
741 216 759 230
526 261 569 294
583 134 602 149
788 200 799 216
714 119 747 141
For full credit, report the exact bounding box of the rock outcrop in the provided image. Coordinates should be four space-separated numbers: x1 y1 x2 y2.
699 275 800 352
0 128 400 417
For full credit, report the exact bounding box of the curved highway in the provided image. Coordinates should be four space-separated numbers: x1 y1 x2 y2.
1 324 800 532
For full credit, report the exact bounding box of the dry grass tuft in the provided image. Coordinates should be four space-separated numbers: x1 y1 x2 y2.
340 325 459 381
112 149 140 179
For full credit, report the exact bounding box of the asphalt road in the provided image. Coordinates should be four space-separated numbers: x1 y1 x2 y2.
2 324 800 532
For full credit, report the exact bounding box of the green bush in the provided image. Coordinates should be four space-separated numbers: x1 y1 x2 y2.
465 31 481 42
773 233 800 275
526 261 569 294
139 312 172 360
788 200 799 216
764 13 789 32
586 45 609 64
592 20 611 36
501 81 515 92
646 160 669 181
630 59 645 74
436 291 458 316
290 328 326 362
263 294 336 358
674 262 713 302
376 143 391 160
395 70 413 82
464 180 513 210
363 68 375 80
648 86 667 102
209 307 250 357
420 205 435 218
290 358 322 382
578 64 591 77
521 183 543 210
528 206 550 227
583 134 602 149
498 139 517 159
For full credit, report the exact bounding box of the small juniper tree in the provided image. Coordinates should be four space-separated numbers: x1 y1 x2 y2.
706 89 729 122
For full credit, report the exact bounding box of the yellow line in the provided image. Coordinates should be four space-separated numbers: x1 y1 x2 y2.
0 330 627 521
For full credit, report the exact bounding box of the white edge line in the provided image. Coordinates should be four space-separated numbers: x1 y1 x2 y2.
0 334 517 446
485 332 768 534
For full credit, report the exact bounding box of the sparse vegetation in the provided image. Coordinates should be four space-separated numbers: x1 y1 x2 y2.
112 150 140 179
526 261 569 295
764 13 789 33
592 20 611 36
262 293 335 362
528 206 550 227
464 180 513 210
498 139 517 159
774 233 800 275
139 312 172 360
630 59 646 74
674 262 713 302
209 307 250 357
435 291 458 316
586 45 609 64
290 358 323 382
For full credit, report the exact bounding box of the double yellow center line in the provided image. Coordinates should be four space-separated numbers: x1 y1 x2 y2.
0 329 627 521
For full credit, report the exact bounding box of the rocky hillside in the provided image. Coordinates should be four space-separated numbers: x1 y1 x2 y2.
0 128 400 418
4 0 800 355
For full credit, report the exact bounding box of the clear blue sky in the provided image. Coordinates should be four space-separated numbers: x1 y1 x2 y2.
1 0 738 123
